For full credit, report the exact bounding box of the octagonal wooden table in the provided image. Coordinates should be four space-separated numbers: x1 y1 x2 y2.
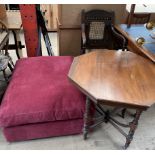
68 49 155 149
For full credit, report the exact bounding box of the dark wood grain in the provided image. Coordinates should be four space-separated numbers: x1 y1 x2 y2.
115 24 155 62
68 50 155 110
126 12 150 25
131 13 151 24
127 4 135 27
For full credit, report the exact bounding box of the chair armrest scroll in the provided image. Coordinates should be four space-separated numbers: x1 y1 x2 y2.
111 25 127 51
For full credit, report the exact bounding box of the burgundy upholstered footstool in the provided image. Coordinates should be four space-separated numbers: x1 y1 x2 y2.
0 56 85 142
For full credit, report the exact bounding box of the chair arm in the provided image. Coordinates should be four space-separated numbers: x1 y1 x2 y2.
81 23 86 46
111 25 127 51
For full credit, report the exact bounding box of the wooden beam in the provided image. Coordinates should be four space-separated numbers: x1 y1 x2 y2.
127 4 136 28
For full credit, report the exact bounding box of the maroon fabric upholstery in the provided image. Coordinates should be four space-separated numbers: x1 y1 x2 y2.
3 119 83 142
0 56 85 127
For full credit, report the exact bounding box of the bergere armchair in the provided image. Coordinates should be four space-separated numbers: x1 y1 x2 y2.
81 9 127 54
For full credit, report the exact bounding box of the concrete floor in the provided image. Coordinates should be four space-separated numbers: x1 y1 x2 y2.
0 32 155 150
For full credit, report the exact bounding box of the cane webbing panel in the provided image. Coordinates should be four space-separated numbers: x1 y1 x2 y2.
89 22 105 40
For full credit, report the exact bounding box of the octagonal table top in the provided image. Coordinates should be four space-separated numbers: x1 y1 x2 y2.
68 49 155 110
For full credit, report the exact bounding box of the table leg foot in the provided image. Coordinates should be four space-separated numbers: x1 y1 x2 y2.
122 145 127 150
83 129 88 140
124 110 142 149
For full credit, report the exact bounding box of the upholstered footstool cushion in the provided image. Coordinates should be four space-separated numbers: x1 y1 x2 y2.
0 56 85 128
3 119 84 142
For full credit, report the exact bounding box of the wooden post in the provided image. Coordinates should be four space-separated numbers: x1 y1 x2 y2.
127 4 136 28
19 4 40 57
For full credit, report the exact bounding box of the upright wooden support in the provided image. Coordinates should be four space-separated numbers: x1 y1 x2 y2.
19 4 40 57
127 4 136 28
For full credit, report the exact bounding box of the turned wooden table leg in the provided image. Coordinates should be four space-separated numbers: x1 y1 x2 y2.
124 110 142 149
83 97 91 140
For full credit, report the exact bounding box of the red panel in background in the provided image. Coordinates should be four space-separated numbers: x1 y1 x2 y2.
19 4 39 57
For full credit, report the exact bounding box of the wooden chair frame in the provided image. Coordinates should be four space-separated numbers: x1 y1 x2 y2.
81 9 127 54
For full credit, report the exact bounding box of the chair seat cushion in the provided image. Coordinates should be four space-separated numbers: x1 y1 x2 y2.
0 55 9 70
0 56 85 127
